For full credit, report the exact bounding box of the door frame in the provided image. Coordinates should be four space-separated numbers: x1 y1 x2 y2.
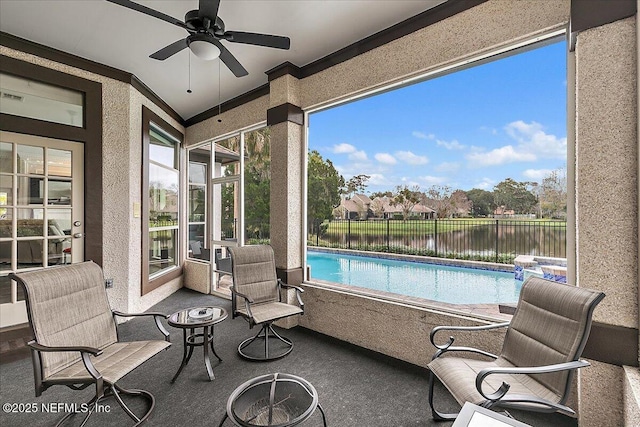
0 55 103 267
0 132 84 328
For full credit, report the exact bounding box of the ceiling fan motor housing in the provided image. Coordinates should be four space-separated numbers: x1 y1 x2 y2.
185 9 225 36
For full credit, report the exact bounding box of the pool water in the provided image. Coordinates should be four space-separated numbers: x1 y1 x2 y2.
307 251 521 304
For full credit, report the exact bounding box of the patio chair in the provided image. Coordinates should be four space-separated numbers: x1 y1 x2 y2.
427 276 604 421
9 261 171 426
228 245 304 361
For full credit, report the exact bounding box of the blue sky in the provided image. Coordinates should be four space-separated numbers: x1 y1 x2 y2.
308 39 567 194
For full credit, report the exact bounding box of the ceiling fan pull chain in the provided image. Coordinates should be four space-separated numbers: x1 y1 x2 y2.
217 59 222 122
187 52 192 94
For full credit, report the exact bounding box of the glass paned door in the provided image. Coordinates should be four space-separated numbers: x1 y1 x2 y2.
0 131 84 328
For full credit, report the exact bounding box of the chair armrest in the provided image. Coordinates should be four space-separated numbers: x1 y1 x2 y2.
430 322 509 351
475 360 590 402
230 286 255 319
113 310 169 319
278 280 305 309
28 340 102 356
280 282 304 293
112 310 171 341
229 286 255 304
28 341 105 382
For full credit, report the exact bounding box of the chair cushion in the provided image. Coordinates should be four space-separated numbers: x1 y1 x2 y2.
428 356 561 409
237 302 303 324
47 340 170 385
501 277 604 395
12 262 118 378
229 245 279 304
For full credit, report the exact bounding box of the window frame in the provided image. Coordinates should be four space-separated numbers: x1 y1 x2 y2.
302 31 569 312
141 106 183 295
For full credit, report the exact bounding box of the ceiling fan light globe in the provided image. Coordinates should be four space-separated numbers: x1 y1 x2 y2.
189 40 220 60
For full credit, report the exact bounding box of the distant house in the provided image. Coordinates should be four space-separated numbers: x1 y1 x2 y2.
371 196 436 219
335 194 372 219
493 206 515 217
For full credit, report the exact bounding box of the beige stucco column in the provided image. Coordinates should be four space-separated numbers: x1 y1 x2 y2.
266 67 305 328
574 12 638 427
267 70 304 284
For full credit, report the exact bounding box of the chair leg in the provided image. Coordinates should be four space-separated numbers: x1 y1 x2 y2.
428 370 460 421
52 383 154 426
111 383 155 426
238 323 294 361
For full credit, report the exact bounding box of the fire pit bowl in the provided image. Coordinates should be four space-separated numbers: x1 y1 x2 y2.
219 373 327 427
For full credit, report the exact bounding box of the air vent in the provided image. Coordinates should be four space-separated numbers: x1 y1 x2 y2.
1 92 24 101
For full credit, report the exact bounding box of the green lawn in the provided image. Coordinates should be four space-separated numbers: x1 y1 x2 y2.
322 218 566 237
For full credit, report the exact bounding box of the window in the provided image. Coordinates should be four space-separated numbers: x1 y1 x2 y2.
0 72 84 127
185 125 270 294
142 106 183 294
305 37 567 306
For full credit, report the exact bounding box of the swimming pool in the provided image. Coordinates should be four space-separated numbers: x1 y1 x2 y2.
307 251 521 304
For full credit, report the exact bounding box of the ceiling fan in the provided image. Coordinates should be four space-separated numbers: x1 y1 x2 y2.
105 0 291 77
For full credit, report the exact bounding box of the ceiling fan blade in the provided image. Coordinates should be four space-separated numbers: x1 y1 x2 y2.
212 40 248 77
199 0 221 20
105 0 188 30
150 38 189 60
224 31 290 50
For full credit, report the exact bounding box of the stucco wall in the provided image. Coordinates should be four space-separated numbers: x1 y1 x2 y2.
299 284 506 368
184 94 269 147
0 45 185 315
300 0 569 110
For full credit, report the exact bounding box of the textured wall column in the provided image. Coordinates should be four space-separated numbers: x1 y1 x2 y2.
575 15 638 427
267 69 305 329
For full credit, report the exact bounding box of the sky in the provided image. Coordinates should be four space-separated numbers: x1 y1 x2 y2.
308 39 567 194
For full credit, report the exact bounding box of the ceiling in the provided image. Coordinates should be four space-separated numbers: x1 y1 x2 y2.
0 0 446 122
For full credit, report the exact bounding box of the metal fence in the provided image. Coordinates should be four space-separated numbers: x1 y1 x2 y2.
309 218 566 263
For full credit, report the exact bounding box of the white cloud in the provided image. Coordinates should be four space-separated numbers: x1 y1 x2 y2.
349 150 368 161
504 120 566 159
467 121 566 167
523 168 554 180
435 138 465 150
395 150 428 165
332 143 356 154
412 131 434 140
435 162 461 173
473 177 497 190
466 145 537 167
375 153 397 165
367 174 388 186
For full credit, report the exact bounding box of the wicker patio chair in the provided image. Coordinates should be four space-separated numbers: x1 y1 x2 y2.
9 261 171 426
228 245 304 361
427 276 604 421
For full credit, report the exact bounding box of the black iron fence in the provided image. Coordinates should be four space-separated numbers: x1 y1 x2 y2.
309 218 566 264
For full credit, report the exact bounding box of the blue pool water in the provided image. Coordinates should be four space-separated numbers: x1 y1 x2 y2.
307 251 521 304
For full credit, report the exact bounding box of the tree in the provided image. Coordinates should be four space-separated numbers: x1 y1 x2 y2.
465 188 495 217
344 174 370 198
539 168 567 218
449 189 472 217
370 190 393 199
307 150 344 232
424 185 453 218
493 178 537 214
370 198 386 218
392 185 421 220
243 129 271 237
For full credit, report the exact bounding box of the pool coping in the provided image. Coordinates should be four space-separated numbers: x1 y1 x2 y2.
305 247 515 321
308 247 514 273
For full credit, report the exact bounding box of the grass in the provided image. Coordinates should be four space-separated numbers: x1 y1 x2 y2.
307 240 516 264
322 218 566 237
